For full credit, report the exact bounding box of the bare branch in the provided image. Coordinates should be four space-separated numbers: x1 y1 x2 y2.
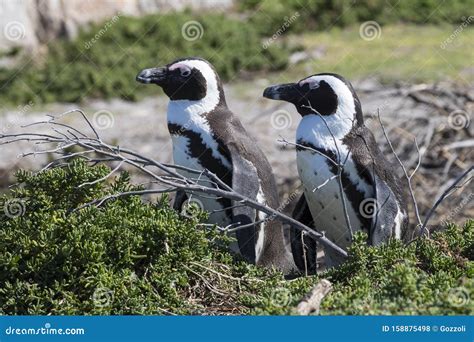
421 166 473 232
377 111 423 227
78 161 124 188
0 109 349 259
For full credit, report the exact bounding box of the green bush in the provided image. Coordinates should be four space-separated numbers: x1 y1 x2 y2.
0 161 302 314
2 1 470 106
240 0 473 36
0 12 289 105
0 160 472 314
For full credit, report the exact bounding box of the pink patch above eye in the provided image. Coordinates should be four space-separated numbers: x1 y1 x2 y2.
299 78 319 89
299 79 312 86
169 63 191 73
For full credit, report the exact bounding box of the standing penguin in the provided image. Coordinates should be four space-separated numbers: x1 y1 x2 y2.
263 73 409 272
136 57 294 272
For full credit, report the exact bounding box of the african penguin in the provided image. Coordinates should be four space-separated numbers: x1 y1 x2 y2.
263 73 409 272
136 57 295 273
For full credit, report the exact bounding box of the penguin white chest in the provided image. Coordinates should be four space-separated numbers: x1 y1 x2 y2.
295 116 373 248
296 150 356 247
171 134 232 228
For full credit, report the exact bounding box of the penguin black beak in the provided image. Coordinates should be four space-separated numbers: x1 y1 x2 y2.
136 67 167 85
263 83 300 102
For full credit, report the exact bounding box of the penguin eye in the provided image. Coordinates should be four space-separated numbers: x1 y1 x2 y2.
299 79 320 90
180 68 192 77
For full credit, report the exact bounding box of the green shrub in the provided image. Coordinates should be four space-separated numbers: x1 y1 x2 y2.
0 160 472 314
320 227 473 315
2 1 470 106
0 12 289 106
240 0 473 36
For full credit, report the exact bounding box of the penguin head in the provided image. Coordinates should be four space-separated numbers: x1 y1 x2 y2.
136 57 223 103
263 73 362 122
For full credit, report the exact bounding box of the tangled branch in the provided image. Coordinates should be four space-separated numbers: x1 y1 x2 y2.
0 109 348 258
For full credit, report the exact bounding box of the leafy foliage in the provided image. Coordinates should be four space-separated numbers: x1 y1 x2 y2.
240 0 473 35
320 227 473 315
0 161 472 315
0 12 288 105
2 0 471 106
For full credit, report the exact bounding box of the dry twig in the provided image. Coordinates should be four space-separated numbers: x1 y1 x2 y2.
295 279 333 315
0 109 348 258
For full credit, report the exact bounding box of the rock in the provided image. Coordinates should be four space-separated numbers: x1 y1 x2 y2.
289 51 309 65
289 46 326 65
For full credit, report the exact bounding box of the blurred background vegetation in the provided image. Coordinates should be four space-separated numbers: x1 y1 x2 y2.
0 0 472 105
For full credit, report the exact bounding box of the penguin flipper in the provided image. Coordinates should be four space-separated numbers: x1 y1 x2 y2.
344 125 409 241
228 144 260 263
291 194 318 274
371 173 401 244
173 190 188 212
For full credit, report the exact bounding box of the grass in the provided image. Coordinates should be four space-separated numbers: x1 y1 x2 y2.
272 24 474 84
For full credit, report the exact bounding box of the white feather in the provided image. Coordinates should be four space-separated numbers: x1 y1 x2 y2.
297 115 372 197
172 135 232 228
254 184 267 262
167 59 231 169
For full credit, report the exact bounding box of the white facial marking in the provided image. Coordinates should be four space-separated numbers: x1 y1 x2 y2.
299 78 320 89
167 59 220 118
167 59 230 169
169 63 192 77
300 75 356 139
